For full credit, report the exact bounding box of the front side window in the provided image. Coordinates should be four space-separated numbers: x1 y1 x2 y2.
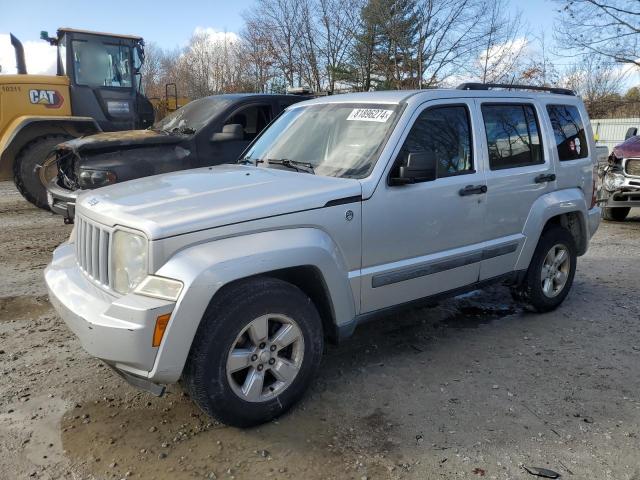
242 103 402 178
398 105 473 178
482 104 543 170
547 104 588 160
73 40 132 88
224 104 271 141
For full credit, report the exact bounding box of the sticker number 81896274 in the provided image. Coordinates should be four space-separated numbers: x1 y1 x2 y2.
346 108 394 122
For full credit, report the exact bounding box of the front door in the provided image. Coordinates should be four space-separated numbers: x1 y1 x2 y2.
477 100 556 280
360 100 488 313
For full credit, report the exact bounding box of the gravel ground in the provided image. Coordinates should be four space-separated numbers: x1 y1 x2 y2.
1 180 640 480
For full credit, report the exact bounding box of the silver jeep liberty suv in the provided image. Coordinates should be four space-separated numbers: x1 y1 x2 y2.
46 83 601 427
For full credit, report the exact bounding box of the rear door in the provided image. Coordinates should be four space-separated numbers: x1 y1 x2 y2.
477 99 556 280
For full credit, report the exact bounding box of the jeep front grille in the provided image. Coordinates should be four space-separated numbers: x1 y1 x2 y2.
75 215 111 286
626 159 640 177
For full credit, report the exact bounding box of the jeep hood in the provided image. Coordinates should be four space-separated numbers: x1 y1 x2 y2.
58 129 184 153
75 165 362 239
613 135 640 159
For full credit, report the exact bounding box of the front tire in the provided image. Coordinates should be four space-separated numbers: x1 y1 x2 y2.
183 277 324 427
602 207 630 222
511 226 577 313
13 134 72 210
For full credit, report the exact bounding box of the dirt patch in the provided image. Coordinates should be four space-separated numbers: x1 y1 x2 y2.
0 295 51 321
1 181 640 479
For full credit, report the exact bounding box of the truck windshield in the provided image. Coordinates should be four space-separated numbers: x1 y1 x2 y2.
242 103 401 179
73 40 133 88
154 97 233 134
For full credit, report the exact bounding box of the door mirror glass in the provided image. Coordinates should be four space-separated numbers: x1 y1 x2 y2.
211 124 244 142
390 150 437 185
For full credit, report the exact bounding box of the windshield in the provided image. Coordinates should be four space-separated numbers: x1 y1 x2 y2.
154 97 233 134
72 40 133 88
242 103 402 178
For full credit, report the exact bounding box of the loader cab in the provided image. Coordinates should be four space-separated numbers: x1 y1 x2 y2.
46 28 154 131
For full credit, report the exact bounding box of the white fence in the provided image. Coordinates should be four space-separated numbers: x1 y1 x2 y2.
591 117 640 152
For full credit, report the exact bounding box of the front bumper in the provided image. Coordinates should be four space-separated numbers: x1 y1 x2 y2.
599 188 640 208
47 179 79 221
45 242 175 381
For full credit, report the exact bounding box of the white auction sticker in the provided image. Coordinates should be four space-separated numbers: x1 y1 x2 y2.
347 108 394 122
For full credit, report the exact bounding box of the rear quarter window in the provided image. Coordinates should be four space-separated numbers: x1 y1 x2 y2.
546 104 588 160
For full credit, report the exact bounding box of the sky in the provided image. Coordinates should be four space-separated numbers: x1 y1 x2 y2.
1 0 634 86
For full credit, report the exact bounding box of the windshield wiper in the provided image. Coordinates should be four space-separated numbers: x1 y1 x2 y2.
265 158 315 174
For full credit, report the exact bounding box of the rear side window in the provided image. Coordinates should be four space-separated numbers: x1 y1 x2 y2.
482 104 543 170
400 105 473 177
546 104 588 160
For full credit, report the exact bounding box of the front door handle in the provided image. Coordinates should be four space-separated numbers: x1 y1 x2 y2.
459 184 487 196
534 173 556 183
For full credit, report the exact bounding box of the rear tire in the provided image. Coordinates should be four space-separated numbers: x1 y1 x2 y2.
183 277 324 427
13 134 72 210
602 207 630 222
511 226 577 313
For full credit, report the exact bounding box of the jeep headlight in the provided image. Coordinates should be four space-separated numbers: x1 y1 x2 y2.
78 168 117 188
603 171 625 192
112 230 148 294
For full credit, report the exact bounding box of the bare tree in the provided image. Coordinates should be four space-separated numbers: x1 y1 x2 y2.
414 0 493 88
554 0 640 68
475 0 527 84
561 56 626 117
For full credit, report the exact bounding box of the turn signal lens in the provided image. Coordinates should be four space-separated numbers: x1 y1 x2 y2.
153 313 171 347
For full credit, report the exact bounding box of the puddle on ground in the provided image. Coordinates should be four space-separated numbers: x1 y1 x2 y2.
0 295 52 321
437 303 518 329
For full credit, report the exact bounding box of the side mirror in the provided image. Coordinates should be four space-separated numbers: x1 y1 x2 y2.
624 127 637 140
211 124 244 142
389 151 437 185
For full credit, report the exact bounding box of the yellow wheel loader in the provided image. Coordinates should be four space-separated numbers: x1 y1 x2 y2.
0 28 155 209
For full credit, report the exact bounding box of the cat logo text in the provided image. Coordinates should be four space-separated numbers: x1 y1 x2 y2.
29 89 64 109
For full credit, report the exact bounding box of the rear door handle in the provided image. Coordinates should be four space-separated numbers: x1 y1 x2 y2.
459 184 487 196
534 173 556 183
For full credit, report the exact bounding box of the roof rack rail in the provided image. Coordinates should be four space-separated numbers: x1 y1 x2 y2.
456 82 575 96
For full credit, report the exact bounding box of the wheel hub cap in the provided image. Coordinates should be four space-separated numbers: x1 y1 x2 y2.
540 243 570 298
226 313 304 403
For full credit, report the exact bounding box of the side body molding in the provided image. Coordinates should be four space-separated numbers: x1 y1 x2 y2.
515 187 589 271
148 228 356 383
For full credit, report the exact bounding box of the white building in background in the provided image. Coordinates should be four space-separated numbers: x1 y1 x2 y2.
591 118 640 152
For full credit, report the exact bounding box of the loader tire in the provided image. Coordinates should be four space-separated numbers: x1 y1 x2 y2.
13 134 72 210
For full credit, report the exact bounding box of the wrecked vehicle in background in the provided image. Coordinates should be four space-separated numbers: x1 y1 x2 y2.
47 93 310 221
597 130 640 221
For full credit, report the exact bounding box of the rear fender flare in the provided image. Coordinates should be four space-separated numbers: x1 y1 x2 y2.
515 188 589 271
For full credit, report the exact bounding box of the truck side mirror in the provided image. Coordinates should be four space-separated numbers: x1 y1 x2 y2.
389 150 437 185
211 124 244 142
624 127 638 140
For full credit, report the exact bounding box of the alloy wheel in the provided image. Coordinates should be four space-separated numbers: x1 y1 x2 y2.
226 314 305 402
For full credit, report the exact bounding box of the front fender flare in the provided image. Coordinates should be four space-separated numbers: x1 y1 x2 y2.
148 228 356 383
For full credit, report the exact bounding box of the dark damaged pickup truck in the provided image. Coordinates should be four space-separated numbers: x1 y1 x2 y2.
597 131 640 221
47 93 309 221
